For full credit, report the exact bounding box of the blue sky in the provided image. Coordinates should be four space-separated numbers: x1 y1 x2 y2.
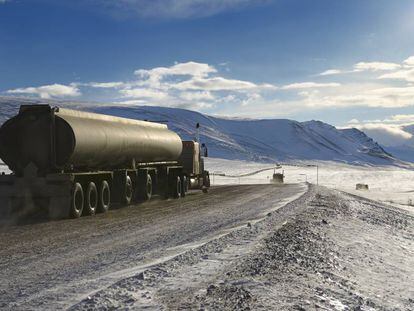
1 0 414 144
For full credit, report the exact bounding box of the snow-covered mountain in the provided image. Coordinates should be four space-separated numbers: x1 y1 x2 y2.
92 106 396 165
0 96 404 166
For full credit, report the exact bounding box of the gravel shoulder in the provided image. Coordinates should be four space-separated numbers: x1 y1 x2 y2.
72 185 414 310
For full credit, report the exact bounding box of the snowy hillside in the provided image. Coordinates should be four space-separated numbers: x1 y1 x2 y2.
0 96 403 165
91 106 396 165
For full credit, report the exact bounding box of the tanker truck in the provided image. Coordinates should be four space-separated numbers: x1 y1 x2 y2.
0 105 210 220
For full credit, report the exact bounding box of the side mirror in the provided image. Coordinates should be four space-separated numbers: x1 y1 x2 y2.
201 143 208 157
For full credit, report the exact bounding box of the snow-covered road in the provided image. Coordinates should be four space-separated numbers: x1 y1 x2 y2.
1 158 414 310
206 157 414 214
72 185 414 311
0 183 306 310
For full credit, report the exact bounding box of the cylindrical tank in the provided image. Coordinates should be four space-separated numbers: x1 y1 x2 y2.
0 105 183 175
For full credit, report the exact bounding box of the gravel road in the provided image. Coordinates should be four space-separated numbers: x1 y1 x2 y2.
0 183 306 310
72 185 414 311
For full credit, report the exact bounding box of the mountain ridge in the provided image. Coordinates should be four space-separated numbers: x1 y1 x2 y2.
0 96 407 166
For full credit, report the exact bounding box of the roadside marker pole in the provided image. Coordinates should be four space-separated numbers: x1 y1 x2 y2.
317 165 319 185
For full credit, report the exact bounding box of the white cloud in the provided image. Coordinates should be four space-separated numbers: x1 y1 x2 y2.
173 77 272 91
117 55 414 115
281 82 340 90
6 83 81 99
318 69 343 76
286 80 414 109
355 114 414 126
368 85 414 96
189 101 214 109
135 61 216 79
318 60 407 77
134 61 217 89
119 88 168 100
179 91 215 101
403 56 414 67
378 68 414 82
88 81 125 88
344 112 414 147
240 93 262 106
93 0 264 19
353 61 401 72
388 114 414 123
352 123 412 147
7 55 414 118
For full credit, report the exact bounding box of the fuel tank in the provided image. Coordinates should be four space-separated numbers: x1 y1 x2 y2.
0 105 183 175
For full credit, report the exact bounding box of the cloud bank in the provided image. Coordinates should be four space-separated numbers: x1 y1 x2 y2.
350 123 412 147
6 84 81 99
4 54 414 119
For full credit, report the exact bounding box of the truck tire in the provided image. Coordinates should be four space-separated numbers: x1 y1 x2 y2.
144 174 153 201
181 175 188 197
136 174 152 201
84 182 98 216
124 176 133 205
70 182 84 218
171 176 182 199
98 180 110 213
204 171 211 187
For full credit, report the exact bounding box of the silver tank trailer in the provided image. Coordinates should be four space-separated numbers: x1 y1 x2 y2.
0 105 183 174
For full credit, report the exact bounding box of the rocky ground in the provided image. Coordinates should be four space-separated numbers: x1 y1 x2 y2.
70 186 414 310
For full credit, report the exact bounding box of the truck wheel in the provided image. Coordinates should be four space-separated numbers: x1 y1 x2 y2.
70 182 84 218
84 182 98 216
171 176 182 198
98 180 110 213
181 176 187 197
144 174 153 201
124 176 133 205
204 172 211 187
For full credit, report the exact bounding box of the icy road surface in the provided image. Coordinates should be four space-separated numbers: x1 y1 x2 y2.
72 185 414 311
1 158 413 310
0 183 306 310
206 157 414 214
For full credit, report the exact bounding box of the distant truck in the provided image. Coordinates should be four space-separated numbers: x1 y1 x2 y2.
0 105 210 220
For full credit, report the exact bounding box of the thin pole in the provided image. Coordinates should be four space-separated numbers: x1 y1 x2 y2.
317 165 319 185
196 122 200 143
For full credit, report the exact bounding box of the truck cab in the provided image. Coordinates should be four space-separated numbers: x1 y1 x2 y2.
179 141 210 191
